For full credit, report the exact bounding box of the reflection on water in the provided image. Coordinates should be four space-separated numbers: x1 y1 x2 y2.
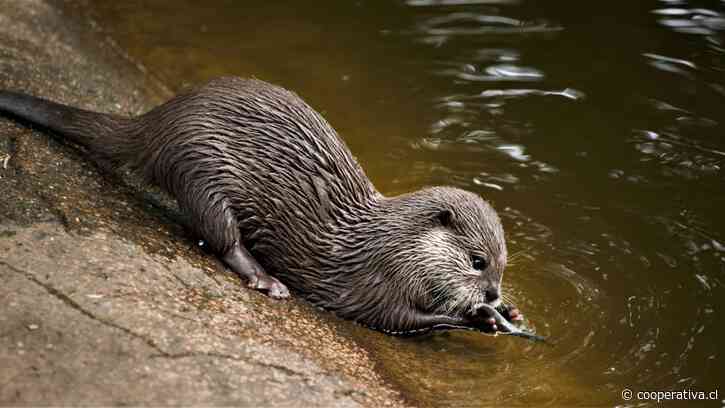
88 0 724 405
654 5 725 35
408 0 521 6
417 12 561 37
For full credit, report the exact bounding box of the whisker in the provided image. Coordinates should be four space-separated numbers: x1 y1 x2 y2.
507 249 535 268
501 291 517 305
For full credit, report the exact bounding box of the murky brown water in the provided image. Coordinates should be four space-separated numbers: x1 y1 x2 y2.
86 0 724 405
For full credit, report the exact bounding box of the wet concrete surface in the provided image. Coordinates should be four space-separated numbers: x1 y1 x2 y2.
0 1 404 406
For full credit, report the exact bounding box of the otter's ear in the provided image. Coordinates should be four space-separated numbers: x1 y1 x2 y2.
434 209 454 228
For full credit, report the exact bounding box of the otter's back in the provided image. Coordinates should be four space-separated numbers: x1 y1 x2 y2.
131 77 378 264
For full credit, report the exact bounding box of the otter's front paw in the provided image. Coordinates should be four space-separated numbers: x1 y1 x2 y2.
470 302 524 333
496 303 524 322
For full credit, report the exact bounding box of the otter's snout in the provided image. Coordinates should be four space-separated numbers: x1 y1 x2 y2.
484 286 500 305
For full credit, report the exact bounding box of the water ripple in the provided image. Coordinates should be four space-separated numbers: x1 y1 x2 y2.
479 88 584 100
437 63 544 82
438 88 585 103
417 12 562 36
407 0 520 5
643 52 697 75
653 4 725 36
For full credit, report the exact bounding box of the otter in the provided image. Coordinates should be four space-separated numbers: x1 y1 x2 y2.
0 77 516 336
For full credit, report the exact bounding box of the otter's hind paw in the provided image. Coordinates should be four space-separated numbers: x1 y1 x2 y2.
248 274 290 299
223 244 290 299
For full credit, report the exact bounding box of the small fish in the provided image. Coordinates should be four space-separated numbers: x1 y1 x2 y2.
478 303 549 344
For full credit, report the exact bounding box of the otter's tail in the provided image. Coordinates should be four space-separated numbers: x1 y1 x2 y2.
0 90 133 163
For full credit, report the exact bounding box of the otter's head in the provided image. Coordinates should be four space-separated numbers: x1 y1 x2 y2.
351 186 508 335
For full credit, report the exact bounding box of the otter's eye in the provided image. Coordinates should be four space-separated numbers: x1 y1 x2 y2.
472 255 488 271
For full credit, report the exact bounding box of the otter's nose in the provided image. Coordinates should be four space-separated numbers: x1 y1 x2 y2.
484 287 500 304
